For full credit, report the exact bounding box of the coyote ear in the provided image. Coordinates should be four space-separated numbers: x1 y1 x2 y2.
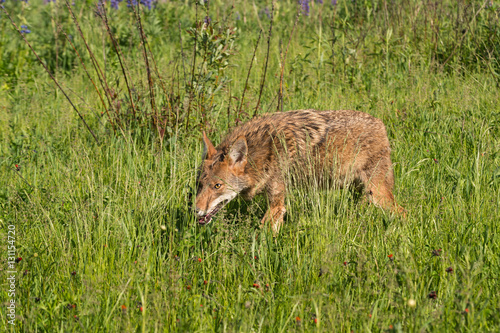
202 131 217 160
229 136 247 170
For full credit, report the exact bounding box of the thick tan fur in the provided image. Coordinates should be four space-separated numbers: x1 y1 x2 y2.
196 109 403 233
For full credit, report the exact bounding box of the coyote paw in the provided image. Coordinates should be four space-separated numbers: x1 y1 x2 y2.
261 206 286 235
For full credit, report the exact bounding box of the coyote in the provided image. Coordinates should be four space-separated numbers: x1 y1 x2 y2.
196 109 402 233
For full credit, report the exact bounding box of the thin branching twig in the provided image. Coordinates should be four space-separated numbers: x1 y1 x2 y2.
1 5 99 144
146 41 174 125
254 1 274 117
98 2 137 117
238 29 262 116
227 84 232 130
64 0 115 122
329 4 338 76
278 10 300 112
131 3 156 118
265 92 279 115
185 2 199 130
58 25 116 131
178 22 187 86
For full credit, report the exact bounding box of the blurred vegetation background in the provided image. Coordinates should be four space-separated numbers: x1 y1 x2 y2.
1 0 499 140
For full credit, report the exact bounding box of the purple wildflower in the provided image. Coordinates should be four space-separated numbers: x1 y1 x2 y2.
331 0 337 5
96 1 104 13
110 0 122 9
204 15 211 25
20 25 31 34
316 0 323 3
299 0 310 16
125 0 154 9
140 0 152 10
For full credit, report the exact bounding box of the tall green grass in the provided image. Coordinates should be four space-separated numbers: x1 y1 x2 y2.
1 0 499 331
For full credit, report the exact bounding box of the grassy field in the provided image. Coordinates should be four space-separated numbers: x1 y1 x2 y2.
1 0 500 331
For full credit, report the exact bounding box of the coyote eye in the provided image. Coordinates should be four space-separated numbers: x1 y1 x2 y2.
214 183 222 189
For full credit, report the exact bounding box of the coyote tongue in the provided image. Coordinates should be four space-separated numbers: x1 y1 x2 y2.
198 202 225 225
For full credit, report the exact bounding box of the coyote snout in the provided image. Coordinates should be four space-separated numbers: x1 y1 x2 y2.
196 132 247 225
195 109 403 233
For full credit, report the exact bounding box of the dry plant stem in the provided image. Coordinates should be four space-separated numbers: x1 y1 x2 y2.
442 0 489 68
278 11 300 112
11 167 34 190
99 3 137 117
197 5 212 123
173 62 180 129
146 43 166 93
185 2 199 130
1 6 99 144
205 0 210 20
146 41 173 118
64 0 113 116
455 0 461 42
51 5 59 72
131 3 157 118
432 0 439 67
132 4 167 141
278 38 282 110
189 3 199 86
254 1 274 118
329 5 338 75
62 84 105 125
58 26 115 131
238 29 262 116
178 22 187 86
65 0 111 97
265 91 279 114
383 0 389 32
227 84 231 130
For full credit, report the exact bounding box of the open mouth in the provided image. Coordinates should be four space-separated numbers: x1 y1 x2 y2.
198 201 227 225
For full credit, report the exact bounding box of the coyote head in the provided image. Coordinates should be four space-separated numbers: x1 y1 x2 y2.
195 132 248 225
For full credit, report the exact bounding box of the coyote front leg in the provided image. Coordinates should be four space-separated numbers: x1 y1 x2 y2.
261 180 286 234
